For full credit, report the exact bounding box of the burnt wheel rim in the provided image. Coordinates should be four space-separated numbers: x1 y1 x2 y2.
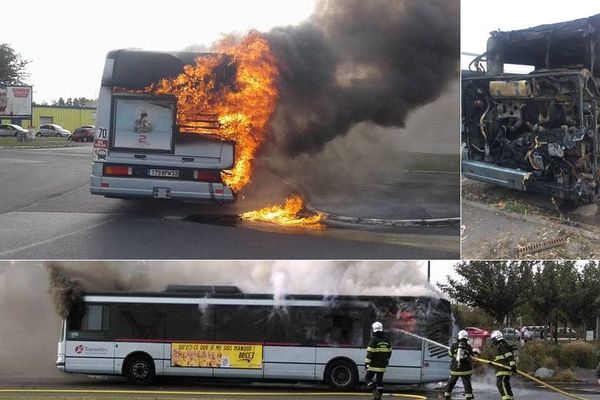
131 361 150 380
331 365 351 387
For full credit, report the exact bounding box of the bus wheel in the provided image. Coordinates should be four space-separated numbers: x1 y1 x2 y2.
325 359 358 390
124 355 155 385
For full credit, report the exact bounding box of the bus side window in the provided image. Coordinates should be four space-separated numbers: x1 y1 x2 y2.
215 305 268 343
67 304 111 340
265 307 320 346
165 304 215 341
113 304 165 340
318 307 366 347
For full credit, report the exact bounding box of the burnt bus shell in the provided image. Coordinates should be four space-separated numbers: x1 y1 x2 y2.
462 14 600 202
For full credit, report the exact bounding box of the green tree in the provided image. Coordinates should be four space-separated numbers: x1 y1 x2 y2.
452 304 494 329
557 261 585 338
439 261 533 325
57 97 65 107
580 261 600 339
0 43 29 84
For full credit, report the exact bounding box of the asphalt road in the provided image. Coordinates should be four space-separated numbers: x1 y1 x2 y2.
0 145 459 259
1 375 599 399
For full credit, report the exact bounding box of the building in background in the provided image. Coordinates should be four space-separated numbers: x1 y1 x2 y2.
1 105 96 131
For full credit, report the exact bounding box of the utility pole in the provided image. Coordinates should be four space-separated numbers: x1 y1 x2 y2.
427 260 431 283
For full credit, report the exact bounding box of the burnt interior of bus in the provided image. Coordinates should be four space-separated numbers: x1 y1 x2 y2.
462 14 600 202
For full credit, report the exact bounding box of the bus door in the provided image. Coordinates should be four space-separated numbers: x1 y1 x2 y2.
419 300 452 383
420 340 449 382
65 303 116 374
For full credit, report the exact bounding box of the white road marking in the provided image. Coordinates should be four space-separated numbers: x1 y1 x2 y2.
0 218 113 257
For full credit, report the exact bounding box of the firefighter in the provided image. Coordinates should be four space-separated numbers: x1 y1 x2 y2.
443 330 476 399
490 330 517 400
364 321 392 400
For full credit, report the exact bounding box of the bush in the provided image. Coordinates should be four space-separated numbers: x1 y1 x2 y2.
552 369 577 382
559 341 596 368
541 355 558 369
518 341 547 373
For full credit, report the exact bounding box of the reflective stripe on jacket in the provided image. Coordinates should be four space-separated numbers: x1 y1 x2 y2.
493 340 516 376
365 335 392 372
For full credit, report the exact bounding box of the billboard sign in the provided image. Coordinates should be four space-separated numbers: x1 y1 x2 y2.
0 85 32 118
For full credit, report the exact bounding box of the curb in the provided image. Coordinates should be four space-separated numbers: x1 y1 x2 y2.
304 200 460 227
0 144 74 149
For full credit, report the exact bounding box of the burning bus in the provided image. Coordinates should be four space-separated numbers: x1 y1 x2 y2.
90 49 236 202
56 285 451 389
90 35 278 202
462 14 600 203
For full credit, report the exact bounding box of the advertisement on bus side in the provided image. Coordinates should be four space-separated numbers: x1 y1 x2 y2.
171 343 263 369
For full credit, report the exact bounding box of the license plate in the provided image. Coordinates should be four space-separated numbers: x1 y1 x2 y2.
149 169 179 177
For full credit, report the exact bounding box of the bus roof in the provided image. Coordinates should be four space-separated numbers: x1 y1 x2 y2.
103 49 226 89
487 13 600 71
80 287 446 304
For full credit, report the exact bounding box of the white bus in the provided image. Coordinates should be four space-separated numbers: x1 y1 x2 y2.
90 49 236 202
56 286 451 389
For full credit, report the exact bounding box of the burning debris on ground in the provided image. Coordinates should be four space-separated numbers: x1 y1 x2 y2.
240 194 324 229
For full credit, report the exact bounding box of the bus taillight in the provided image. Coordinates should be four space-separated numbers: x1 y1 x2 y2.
194 170 222 183
104 165 132 176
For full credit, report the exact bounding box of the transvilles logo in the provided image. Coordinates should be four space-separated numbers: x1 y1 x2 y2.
74 345 84 354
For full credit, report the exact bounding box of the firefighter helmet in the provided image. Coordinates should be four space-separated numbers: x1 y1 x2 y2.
457 330 469 340
372 321 384 333
490 330 503 341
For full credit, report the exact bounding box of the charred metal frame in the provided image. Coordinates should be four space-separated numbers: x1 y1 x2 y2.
462 14 600 202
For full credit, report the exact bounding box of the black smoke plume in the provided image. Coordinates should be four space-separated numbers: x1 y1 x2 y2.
47 263 83 319
266 0 459 155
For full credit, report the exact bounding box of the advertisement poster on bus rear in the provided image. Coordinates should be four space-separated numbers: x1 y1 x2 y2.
112 97 174 152
171 343 262 369
0 85 32 118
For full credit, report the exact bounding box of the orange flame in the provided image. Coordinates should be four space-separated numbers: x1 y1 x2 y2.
149 31 279 192
241 195 325 229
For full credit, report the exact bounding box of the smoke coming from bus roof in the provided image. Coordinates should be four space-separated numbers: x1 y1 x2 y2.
44 261 445 317
265 0 459 155
48 263 83 319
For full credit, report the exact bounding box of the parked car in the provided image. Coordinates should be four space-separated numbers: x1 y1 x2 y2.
521 326 546 342
501 327 520 342
36 124 71 137
70 125 95 142
0 124 28 137
464 326 490 347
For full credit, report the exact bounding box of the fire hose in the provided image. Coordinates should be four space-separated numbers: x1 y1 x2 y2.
398 330 589 400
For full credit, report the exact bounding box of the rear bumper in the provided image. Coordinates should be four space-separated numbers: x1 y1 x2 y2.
462 160 531 191
90 174 235 202
56 355 65 371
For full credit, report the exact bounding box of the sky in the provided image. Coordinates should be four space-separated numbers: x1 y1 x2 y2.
461 0 600 70
7 1 600 102
3 0 315 103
